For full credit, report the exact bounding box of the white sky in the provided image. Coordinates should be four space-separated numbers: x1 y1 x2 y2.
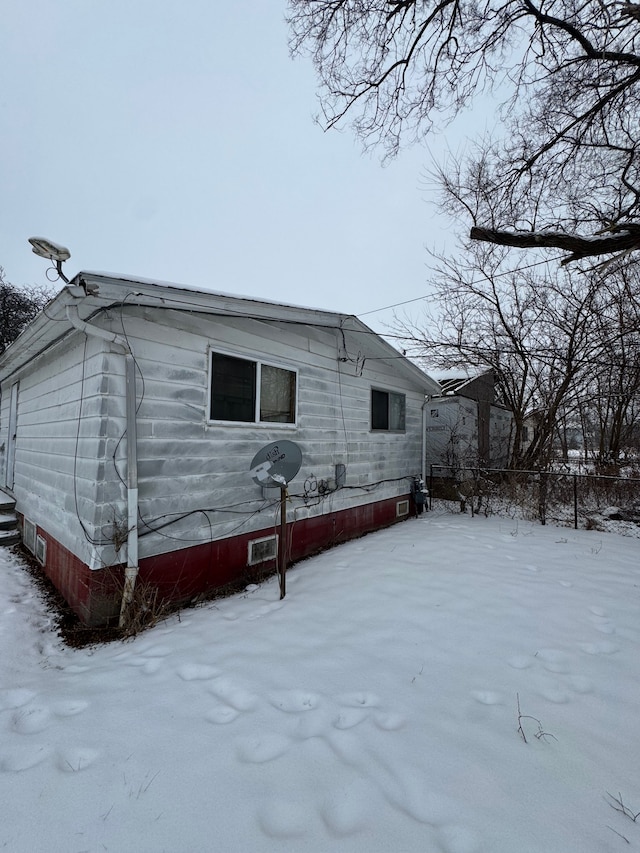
1 1 487 328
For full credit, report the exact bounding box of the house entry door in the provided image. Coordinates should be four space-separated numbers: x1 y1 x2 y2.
5 382 18 489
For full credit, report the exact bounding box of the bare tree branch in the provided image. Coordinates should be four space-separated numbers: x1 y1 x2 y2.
470 224 640 262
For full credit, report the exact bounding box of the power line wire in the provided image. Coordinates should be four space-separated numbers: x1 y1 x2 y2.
356 254 567 317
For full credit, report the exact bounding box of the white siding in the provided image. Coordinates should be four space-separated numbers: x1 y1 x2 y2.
3 304 430 569
0 334 122 566
425 397 478 474
91 307 426 562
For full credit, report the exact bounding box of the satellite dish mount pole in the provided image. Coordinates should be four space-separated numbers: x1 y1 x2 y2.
249 440 302 602
279 485 287 600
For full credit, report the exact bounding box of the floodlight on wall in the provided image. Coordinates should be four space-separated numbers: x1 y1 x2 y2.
28 236 71 283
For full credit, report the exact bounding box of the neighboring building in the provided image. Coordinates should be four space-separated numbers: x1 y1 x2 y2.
425 369 513 475
0 273 439 626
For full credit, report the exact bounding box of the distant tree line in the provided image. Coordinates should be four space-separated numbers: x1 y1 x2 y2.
0 267 53 355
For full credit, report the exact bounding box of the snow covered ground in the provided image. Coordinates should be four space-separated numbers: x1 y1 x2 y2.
1 510 639 853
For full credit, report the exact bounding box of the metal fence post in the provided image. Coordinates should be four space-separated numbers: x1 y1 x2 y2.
539 472 547 525
573 474 578 529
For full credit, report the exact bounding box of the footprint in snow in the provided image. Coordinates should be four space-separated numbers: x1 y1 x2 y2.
470 690 503 706
207 678 258 711
320 780 374 836
206 705 240 725
176 663 219 681
257 800 308 838
236 734 291 764
57 747 101 773
0 744 51 772
536 681 571 704
568 675 594 694
333 708 368 730
11 706 52 734
535 648 571 673
51 699 89 717
140 659 163 675
0 689 38 712
589 606 607 616
293 708 334 739
269 691 322 713
338 691 380 708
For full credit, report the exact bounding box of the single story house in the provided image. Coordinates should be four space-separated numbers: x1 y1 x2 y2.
0 272 439 626
425 369 513 474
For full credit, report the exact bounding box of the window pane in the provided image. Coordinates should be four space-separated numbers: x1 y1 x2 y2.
371 389 389 430
210 353 256 422
389 393 406 431
260 365 296 423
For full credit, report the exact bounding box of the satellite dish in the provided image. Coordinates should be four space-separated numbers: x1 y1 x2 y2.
250 440 302 488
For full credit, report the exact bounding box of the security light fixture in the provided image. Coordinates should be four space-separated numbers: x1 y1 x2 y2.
28 236 71 283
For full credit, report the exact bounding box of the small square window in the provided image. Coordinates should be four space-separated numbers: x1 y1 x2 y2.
371 389 406 431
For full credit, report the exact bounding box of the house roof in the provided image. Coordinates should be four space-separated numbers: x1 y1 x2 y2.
427 368 493 397
0 271 440 394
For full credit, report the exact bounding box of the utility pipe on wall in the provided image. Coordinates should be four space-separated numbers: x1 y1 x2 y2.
421 396 431 486
65 301 139 627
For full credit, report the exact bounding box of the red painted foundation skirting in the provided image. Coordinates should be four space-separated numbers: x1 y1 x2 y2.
20 494 416 627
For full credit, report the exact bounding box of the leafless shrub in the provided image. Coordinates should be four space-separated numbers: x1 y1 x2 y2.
606 792 640 823
516 693 557 744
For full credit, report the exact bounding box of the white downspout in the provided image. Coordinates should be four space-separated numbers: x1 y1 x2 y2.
66 302 139 627
422 396 430 486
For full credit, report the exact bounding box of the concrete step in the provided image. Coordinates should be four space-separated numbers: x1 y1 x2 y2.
0 528 20 546
0 493 19 546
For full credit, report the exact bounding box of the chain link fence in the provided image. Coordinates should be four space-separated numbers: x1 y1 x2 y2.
428 465 640 537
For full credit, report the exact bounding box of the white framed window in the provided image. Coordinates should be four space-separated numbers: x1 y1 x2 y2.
35 534 47 566
209 351 297 425
371 388 406 432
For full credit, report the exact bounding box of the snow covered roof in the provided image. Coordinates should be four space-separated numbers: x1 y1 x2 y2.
0 271 440 394
426 367 493 396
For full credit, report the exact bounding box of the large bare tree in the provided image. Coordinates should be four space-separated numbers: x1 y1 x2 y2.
288 0 640 260
393 247 640 467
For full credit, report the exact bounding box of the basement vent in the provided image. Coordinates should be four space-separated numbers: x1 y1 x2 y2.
35 534 47 566
248 535 278 566
396 500 410 517
22 518 36 553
